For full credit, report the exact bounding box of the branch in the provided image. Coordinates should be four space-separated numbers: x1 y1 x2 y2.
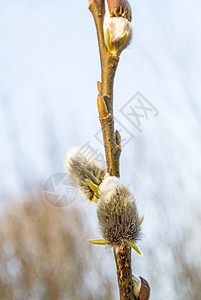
114 246 135 300
89 1 134 299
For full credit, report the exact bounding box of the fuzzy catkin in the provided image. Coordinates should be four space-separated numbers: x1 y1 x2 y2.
97 177 140 247
65 147 106 201
103 10 132 56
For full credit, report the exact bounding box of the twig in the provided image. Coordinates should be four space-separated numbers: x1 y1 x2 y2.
88 1 135 299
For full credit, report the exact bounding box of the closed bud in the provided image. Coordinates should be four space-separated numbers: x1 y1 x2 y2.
107 0 132 21
133 274 150 300
104 10 132 56
133 274 141 299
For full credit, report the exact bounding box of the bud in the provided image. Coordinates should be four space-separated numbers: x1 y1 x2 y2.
97 177 141 248
107 0 132 21
103 10 132 56
133 274 141 299
133 274 150 300
65 147 106 202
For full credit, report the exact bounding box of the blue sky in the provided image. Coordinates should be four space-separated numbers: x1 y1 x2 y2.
0 0 200 196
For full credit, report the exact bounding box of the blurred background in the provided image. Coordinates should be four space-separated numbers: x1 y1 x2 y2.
0 0 201 299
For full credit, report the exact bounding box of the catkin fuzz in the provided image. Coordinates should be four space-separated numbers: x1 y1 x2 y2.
65 147 106 201
97 176 140 247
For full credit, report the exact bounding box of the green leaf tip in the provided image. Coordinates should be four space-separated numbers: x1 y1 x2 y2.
88 239 108 245
140 216 144 225
85 179 100 199
129 242 143 257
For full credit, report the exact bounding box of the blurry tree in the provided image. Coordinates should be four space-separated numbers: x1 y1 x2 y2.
0 193 114 300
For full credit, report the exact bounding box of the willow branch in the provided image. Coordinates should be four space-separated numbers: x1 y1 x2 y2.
89 1 134 299
89 0 120 176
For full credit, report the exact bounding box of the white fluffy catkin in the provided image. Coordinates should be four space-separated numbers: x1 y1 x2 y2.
65 147 106 201
97 177 140 247
104 10 132 56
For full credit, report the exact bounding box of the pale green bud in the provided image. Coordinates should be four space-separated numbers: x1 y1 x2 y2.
103 10 132 56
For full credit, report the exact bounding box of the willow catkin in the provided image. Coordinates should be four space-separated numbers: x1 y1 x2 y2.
97 176 140 247
103 9 132 56
65 147 106 201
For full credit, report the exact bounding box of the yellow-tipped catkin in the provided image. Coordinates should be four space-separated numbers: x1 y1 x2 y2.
97 176 140 247
65 147 106 201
